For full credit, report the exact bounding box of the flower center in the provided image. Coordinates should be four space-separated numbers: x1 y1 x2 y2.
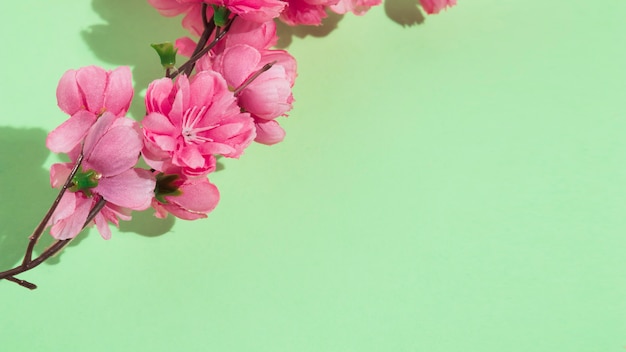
181 106 217 144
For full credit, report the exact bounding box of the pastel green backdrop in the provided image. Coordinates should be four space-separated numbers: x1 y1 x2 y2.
1 1 625 351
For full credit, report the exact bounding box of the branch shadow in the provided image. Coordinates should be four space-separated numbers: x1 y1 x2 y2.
0 127 88 270
384 0 426 27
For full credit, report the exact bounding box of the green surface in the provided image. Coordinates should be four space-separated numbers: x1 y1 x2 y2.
1 1 626 351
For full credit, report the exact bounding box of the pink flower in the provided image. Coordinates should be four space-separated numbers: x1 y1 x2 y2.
279 0 331 26
151 171 220 220
142 71 255 177
253 119 286 145
48 113 155 240
46 66 133 154
214 44 296 120
218 0 286 23
420 0 456 14
148 0 285 36
330 0 381 15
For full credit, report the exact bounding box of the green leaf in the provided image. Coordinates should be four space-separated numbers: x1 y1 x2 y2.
212 5 231 27
154 173 183 204
151 42 178 69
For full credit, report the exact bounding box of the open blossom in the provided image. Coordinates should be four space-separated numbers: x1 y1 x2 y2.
279 0 336 26
152 171 220 220
214 44 296 120
330 0 381 15
420 0 457 14
148 0 285 36
48 113 155 240
47 66 133 154
142 71 255 177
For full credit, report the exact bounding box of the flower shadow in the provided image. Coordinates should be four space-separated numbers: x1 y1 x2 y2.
0 127 88 270
81 0 188 121
384 0 426 27
274 12 345 49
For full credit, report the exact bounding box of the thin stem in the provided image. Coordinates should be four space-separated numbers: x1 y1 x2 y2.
22 152 84 266
170 16 236 80
6 276 37 290
0 197 108 290
233 61 277 96
183 4 216 77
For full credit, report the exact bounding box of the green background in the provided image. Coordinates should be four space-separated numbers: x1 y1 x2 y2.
1 0 625 350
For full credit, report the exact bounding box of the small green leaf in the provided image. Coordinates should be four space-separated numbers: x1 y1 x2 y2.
69 168 100 197
154 173 183 204
151 42 178 69
212 5 231 27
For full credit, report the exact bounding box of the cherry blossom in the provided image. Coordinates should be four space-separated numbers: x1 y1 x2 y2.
420 0 457 14
47 113 155 240
330 0 381 15
142 71 255 177
152 171 220 220
46 66 133 154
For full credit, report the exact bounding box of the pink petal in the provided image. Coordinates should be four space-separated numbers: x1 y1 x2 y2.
76 66 107 113
97 169 155 210
188 71 230 108
84 113 142 177
94 212 112 240
170 178 219 214
177 145 206 169
103 66 133 116
50 163 72 188
146 78 175 115
261 49 297 86
46 110 97 153
175 36 197 57
254 120 286 145
170 76 191 125
218 45 260 88
148 0 195 16
142 112 176 135
56 69 82 115
47 191 77 227
49 194 92 240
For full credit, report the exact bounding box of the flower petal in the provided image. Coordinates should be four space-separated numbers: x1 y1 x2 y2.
56 69 82 115
75 66 107 113
103 66 133 116
97 169 155 210
254 119 286 145
84 114 142 177
49 194 92 240
46 110 97 153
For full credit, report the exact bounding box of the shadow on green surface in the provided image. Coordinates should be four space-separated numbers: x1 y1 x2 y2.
119 209 175 237
0 124 175 276
385 0 426 27
0 127 88 270
81 0 187 121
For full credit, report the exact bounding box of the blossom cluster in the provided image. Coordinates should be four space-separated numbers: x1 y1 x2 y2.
42 0 456 241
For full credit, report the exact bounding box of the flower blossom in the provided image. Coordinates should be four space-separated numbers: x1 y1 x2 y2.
279 0 340 26
48 113 155 240
175 27 296 146
142 71 255 177
420 0 457 14
148 0 285 36
46 66 133 154
214 44 295 120
151 170 220 220
330 0 381 15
